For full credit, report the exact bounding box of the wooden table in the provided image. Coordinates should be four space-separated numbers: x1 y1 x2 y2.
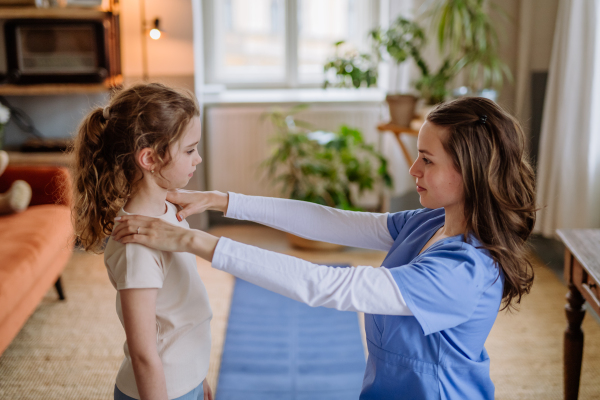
556 229 600 400
376 119 423 168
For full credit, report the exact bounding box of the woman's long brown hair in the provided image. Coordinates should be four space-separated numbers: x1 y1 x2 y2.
71 82 200 253
427 97 536 311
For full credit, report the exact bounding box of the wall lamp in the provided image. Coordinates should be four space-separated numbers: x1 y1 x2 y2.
149 19 161 40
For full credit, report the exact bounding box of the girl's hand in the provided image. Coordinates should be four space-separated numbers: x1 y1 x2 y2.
166 190 229 221
111 215 220 261
203 380 213 400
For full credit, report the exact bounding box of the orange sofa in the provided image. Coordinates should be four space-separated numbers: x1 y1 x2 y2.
0 165 74 356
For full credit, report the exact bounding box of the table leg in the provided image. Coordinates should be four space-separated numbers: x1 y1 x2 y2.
564 283 586 400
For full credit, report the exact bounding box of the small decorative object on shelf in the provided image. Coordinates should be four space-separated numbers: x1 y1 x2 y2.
0 103 11 150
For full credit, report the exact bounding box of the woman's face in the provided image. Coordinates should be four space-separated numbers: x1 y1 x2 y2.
158 116 203 189
409 120 464 210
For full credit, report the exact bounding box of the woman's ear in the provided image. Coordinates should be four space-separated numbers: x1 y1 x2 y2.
137 148 158 173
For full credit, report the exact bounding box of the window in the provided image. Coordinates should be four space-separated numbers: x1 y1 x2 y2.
204 0 379 88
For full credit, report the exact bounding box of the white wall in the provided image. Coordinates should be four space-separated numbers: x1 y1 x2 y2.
120 0 195 79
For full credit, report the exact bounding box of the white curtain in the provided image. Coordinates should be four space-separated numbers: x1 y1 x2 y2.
535 0 600 237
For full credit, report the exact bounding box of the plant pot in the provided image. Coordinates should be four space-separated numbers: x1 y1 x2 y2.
286 233 344 252
385 94 417 127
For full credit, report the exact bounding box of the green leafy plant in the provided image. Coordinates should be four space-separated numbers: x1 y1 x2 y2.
323 41 378 89
262 106 392 210
371 16 457 104
423 0 512 90
413 59 455 105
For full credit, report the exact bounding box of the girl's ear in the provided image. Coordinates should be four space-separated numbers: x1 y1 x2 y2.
138 148 158 172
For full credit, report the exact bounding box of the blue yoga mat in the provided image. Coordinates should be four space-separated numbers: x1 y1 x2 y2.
216 270 366 400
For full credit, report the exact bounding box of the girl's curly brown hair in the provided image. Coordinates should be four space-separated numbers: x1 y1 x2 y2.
71 82 200 253
427 97 537 311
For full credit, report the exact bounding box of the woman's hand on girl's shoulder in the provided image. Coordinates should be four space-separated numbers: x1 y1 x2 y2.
112 215 197 253
111 214 220 261
166 190 229 221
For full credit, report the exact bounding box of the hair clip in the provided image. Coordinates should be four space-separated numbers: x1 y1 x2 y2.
103 106 110 120
479 114 488 125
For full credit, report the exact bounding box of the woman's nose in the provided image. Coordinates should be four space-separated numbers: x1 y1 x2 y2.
409 159 420 178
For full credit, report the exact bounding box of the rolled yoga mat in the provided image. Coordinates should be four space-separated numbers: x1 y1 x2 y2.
216 271 366 400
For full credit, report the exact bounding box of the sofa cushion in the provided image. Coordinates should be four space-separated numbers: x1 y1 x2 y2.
0 204 73 324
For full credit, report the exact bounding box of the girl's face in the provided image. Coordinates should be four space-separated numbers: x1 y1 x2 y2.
157 116 203 189
409 121 464 210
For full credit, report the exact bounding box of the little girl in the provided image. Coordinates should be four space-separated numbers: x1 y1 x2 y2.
71 83 213 400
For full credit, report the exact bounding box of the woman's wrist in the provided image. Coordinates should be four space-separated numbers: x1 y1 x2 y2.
211 191 229 214
187 229 220 261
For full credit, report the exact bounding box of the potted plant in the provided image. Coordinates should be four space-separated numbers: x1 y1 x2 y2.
423 0 512 100
370 17 425 126
323 41 378 89
262 106 393 250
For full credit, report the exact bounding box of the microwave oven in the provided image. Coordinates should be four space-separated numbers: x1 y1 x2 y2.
0 17 121 84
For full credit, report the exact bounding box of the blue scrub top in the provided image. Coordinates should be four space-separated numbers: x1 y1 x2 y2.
360 208 503 400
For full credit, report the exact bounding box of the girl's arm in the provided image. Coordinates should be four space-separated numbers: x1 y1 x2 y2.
120 288 168 400
224 193 394 251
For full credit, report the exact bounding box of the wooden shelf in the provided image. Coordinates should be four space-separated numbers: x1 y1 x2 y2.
0 76 122 96
0 6 111 19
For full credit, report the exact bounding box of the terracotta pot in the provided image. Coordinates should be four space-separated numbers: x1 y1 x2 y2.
385 94 417 127
286 233 344 251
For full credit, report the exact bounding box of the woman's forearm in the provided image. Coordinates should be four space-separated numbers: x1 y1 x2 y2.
131 354 168 400
211 237 412 315
187 229 220 262
224 193 394 251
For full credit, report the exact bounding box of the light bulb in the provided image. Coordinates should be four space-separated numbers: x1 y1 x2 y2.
149 28 161 40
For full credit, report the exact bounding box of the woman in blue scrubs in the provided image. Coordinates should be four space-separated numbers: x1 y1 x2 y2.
112 96 536 399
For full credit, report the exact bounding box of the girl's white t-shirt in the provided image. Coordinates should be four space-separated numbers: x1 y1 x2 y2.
104 201 212 400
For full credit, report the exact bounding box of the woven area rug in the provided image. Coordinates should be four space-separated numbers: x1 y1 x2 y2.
216 276 365 400
0 225 599 399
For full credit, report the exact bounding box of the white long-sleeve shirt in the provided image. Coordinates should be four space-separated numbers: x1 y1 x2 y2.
210 193 413 316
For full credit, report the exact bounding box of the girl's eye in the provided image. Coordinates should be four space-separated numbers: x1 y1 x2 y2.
187 149 195 155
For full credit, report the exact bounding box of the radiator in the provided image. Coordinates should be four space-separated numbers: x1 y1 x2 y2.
204 104 416 203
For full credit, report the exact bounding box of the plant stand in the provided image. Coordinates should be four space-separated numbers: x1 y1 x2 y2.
376 120 422 168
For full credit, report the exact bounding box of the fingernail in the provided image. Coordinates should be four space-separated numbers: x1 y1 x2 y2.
115 216 122 221
177 214 182 222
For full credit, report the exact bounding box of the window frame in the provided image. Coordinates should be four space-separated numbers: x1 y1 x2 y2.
203 0 380 89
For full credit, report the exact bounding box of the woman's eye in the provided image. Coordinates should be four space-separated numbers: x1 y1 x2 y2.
423 157 431 164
